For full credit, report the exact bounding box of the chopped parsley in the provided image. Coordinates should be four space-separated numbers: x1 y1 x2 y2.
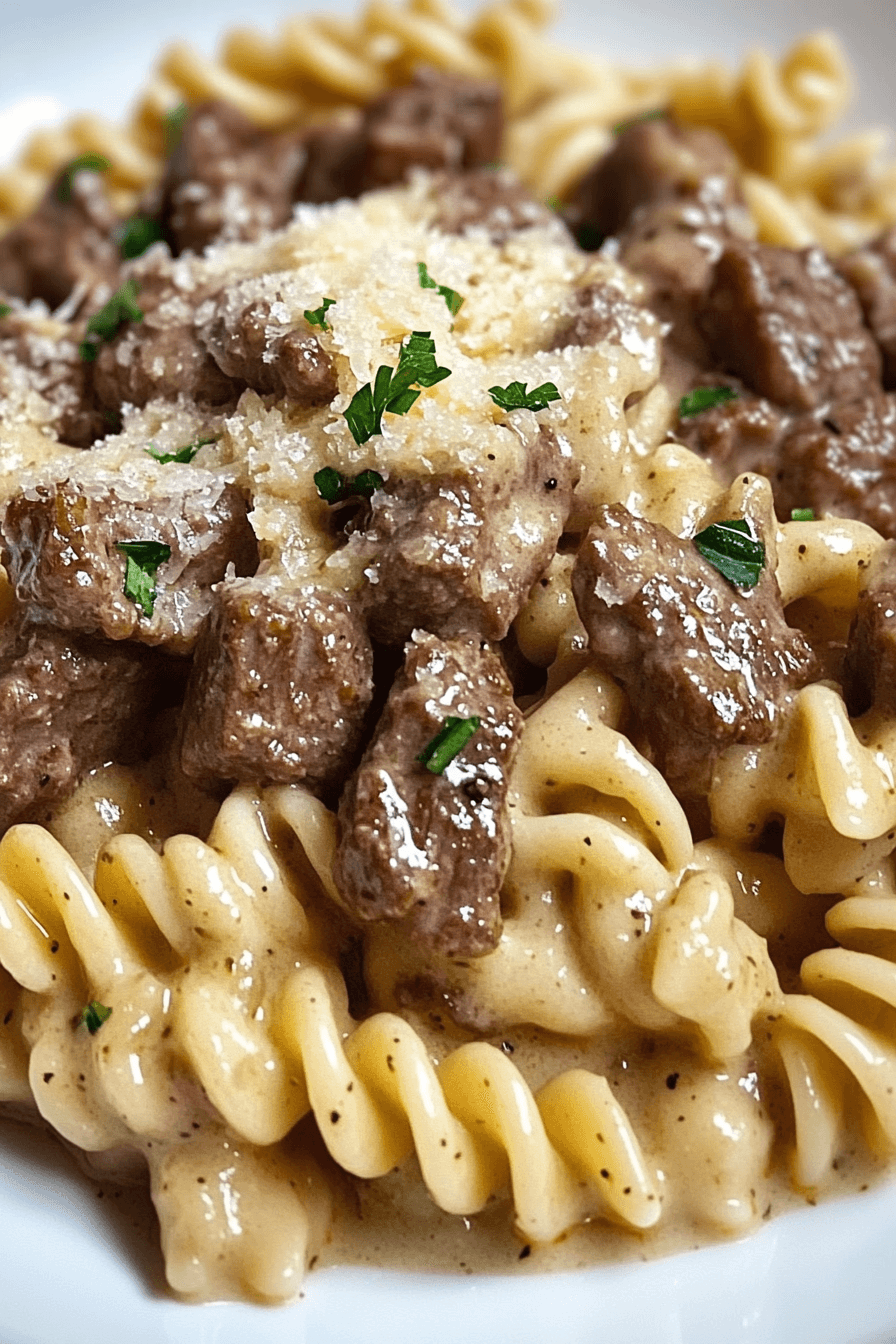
0 304 10 319
116 540 171 618
304 297 336 331
612 108 667 136
694 518 765 589
118 215 165 260
314 466 384 503
678 386 738 418
80 1001 112 1034
417 262 464 317
790 507 815 522
418 716 482 774
488 380 561 413
145 434 220 465
56 152 109 202
165 102 189 155
79 280 143 361
344 331 451 446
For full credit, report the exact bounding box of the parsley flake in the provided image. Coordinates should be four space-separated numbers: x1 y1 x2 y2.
80 1001 112 1034
145 434 220 465
116 540 171 618
344 331 451 446
488 380 561 413
165 102 189 155
612 108 667 136
118 215 165 260
417 262 464 317
790 507 815 522
304 297 336 331
0 304 11 319
314 467 384 503
56 152 109 202
694 518 765 589
418 716 482 774
80 280 143 361
678 386 738 418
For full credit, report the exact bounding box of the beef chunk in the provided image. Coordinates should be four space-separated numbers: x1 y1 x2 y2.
548 281 648 351
352 425 575 644
2 473 257 653
0 163 121 309
434 167 554 240
698 241 882 411
90 261 242 412
569 118 742 242
674 384 786 482
0 311 106 447
295 69 503 204
773 393 896 538
200 296 336 407
572 504 817 795
843 542 896 714
332 632 521 957
160 101 305 255
838 226 896 389
0 621 157 831
179 577 373 794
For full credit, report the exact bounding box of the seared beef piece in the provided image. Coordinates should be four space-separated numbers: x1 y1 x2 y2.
569 118 742 241
674 384 787 481
773 393 896 539
296 69 503 203
90 262 242 412
0 620 158 831
843 542 896 714
0 314 105 447
0 164 121 309
434 167 554 240
160 100 305 255
353 425 575 644
2 474 257 653
332 632 521 957
179 577 373 794
548 281 648 350
200 297 336 407
698 241 882 411
572 504 817 795
838 227 896 389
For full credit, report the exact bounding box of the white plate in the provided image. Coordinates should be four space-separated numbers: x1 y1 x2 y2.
1 3 896 1342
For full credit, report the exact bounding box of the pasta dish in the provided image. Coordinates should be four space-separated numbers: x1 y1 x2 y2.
1 0 896 1306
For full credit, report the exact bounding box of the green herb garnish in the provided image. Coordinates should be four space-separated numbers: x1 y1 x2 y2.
304 297 336 331
165 102 189 155
488 380 561 413
344 331 451 446
678 386 738 419
79 279 143 361
417 262 464 317
790 507 815 522
612 108 667 136
56 152 110 202
118 215 165 260
80 1001 112 1034
417 715 482 774
145 434 220 465
0 304 11 319
694 519 765 589
314 466 385 503
116 540 171 618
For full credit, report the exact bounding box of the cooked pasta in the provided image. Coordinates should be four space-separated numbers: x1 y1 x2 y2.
1 0 896 1311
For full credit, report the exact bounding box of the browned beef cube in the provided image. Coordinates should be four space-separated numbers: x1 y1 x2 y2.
160 101 306 255
572 504 817 795
179 578 373 794
0 311 106 448
569 118 742 242
200 296 336 407
774 394 896 538
0 621 158 831
353 426 575 644
0 164 121 309
698 241 882 411
294 120 367 205
548 281 649 350
332 632 522 957
843 542 896 714
674 384 786 482
90 262 242 412
838 226 896 389
2 474 257 653
434 167 554 241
